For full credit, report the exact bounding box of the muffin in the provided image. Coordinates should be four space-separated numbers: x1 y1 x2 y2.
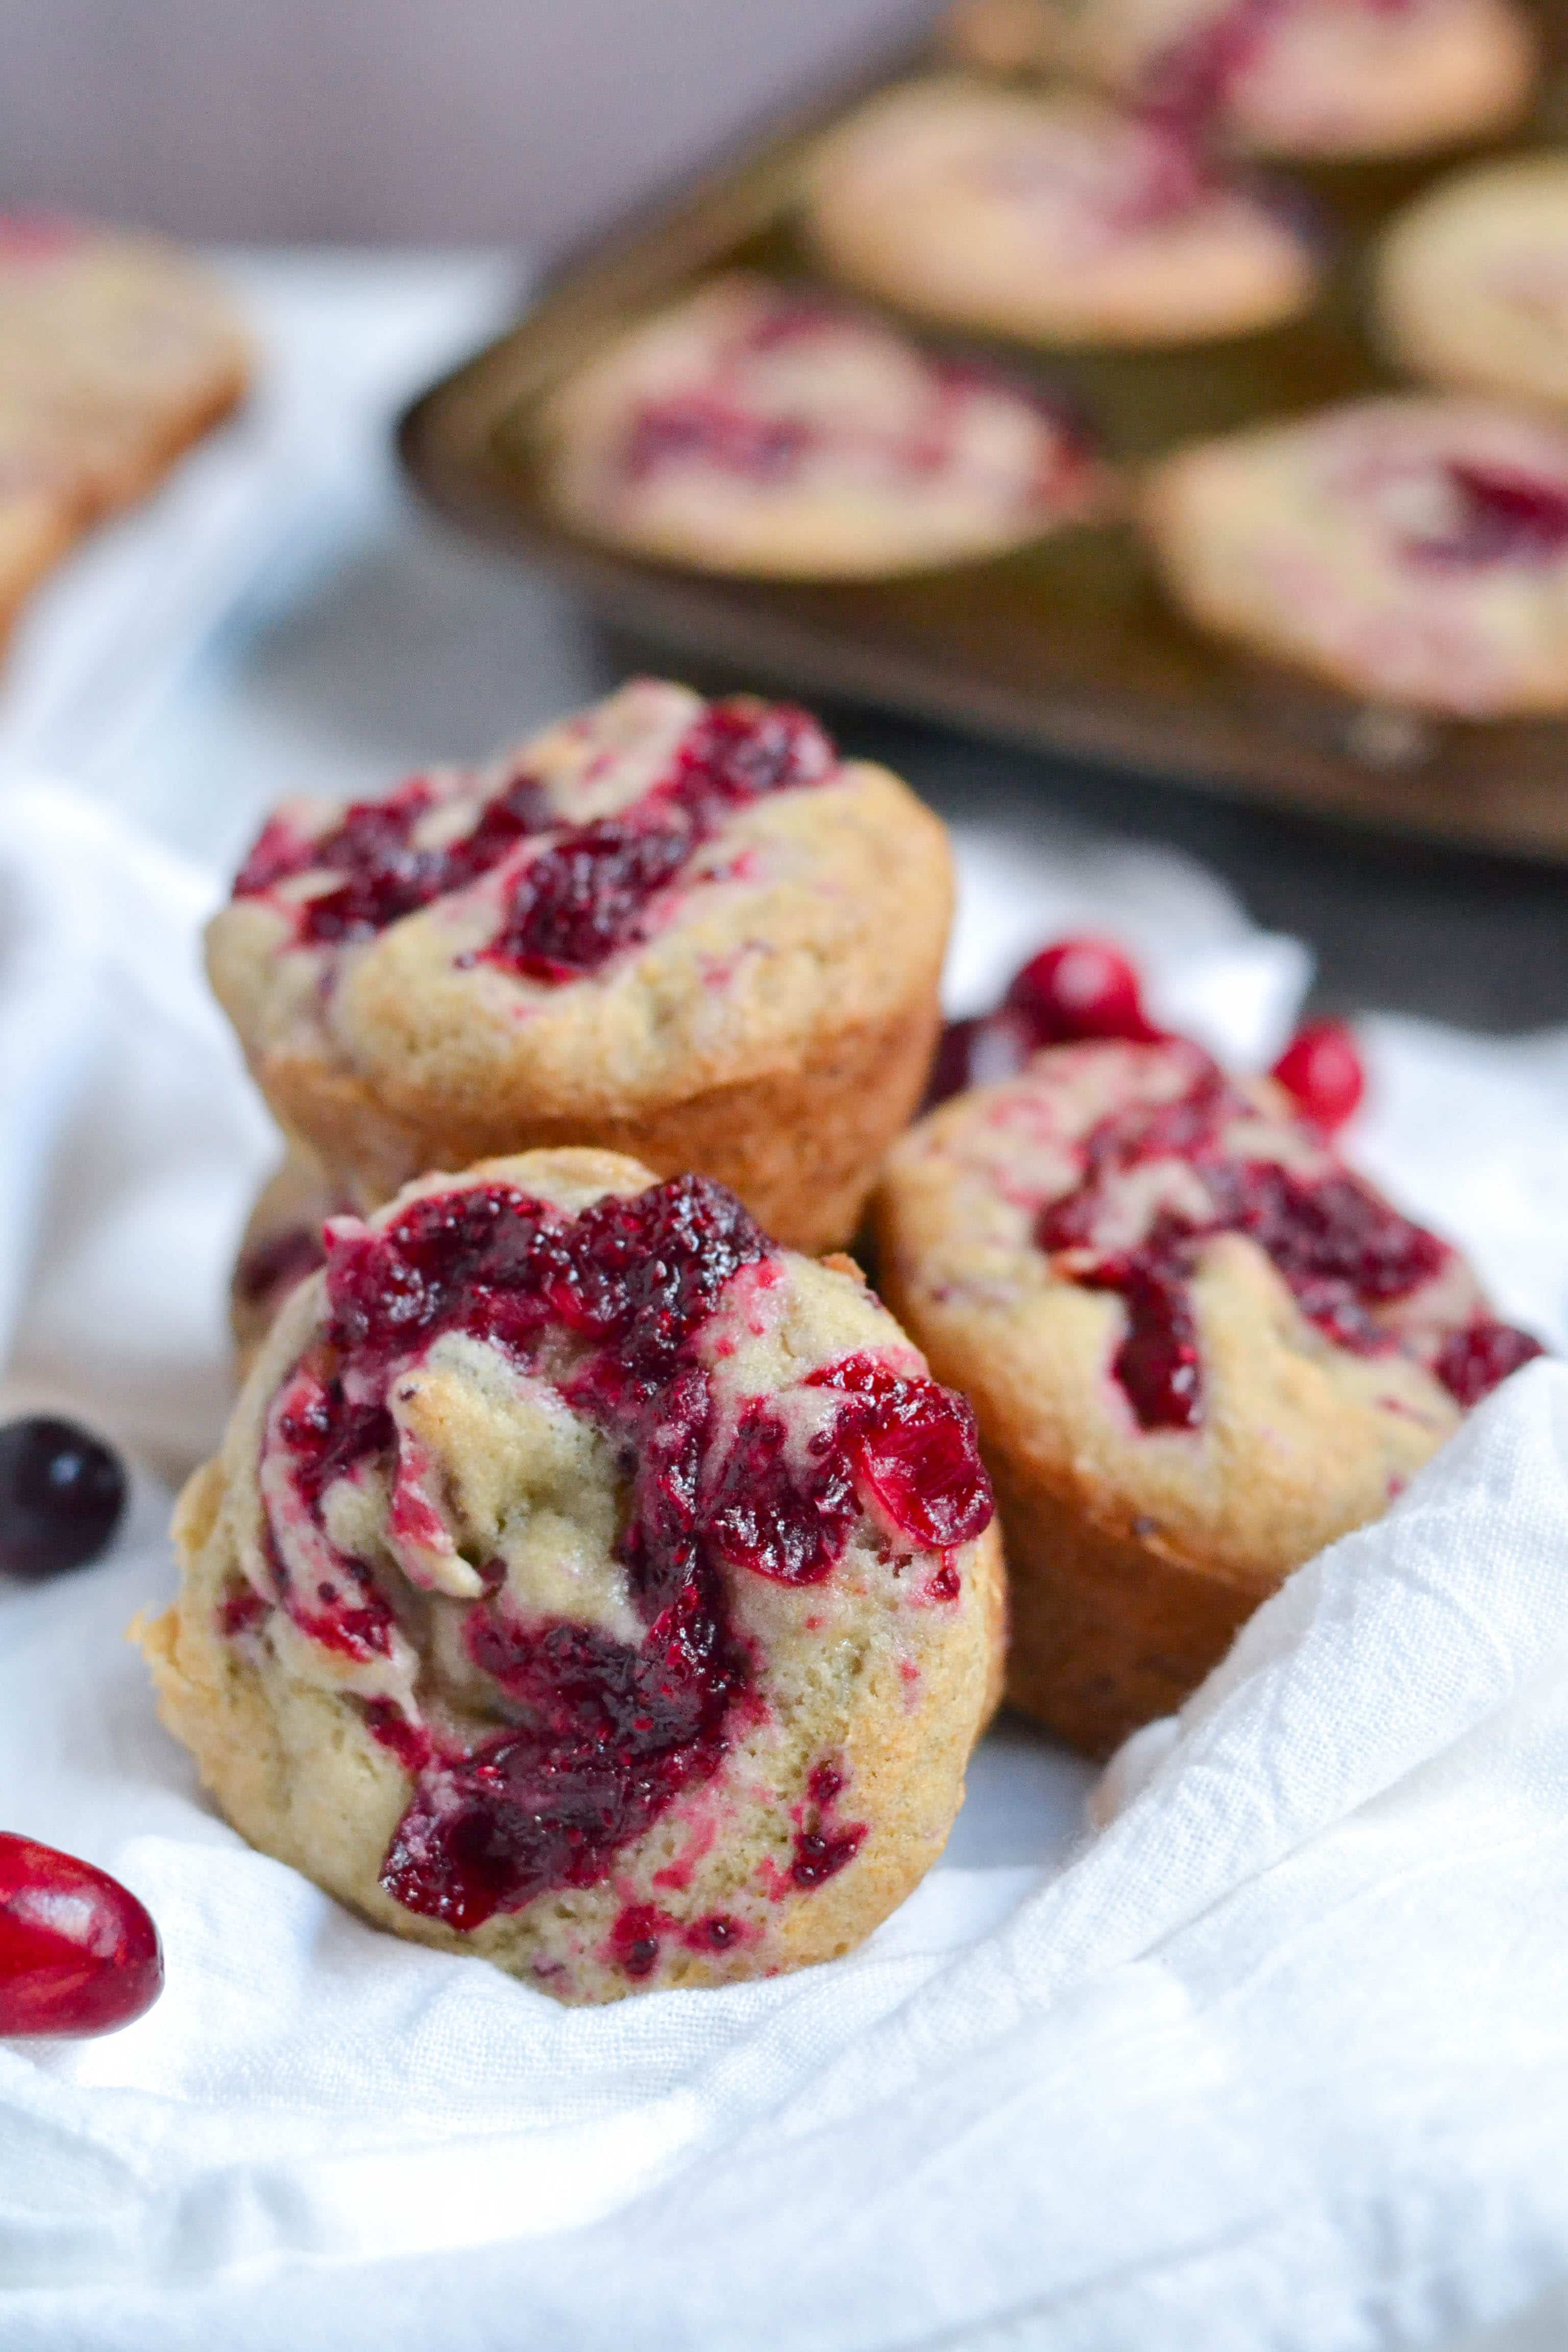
1139 396 1568 715
1375 155 1568 415
142 1149 1004 2003
206 679 954 1256
874 1035 1542 1754
0 214 248 649
0 213 249 524
1072 0 1536 159
805 79 1322 348
536 272 1108 579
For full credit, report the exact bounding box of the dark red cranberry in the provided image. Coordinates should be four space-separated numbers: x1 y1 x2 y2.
1270 1019 1366 1135
0 1834 162 2037
484 701 834 983
1003 937 1165 1051
808 1355 993 1550
0 1417 126 1579
1035 1060 1466 1431
232 771 555 947
482 819 691 981
1408 463 1568 570
1433 1318 1545 1409
1081 1241 1204 1432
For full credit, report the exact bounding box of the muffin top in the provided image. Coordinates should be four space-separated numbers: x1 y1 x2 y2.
207 679 954 1123
1141 396 1568 714
536 272 1107 577
181 1149 998 1997
877 1037 1540 1580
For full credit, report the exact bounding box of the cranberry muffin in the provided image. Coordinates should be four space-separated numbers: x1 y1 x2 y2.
1140 396 1568 715
206 680 953 1257
805 80 1321 349
874 1036 1541 1755
1375 156 1568 415
536 272 1107 579
142 1150 1004 2003
1073 0 1536 159
0 214 248 525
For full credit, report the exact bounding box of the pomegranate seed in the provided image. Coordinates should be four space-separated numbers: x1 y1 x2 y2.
0 1833 163 2037
1270 1019 1366 1135
1003 937 1164 1049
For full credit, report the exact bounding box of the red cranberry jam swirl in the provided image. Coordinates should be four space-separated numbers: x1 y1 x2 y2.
1034 1045 1541 1432
231 697 836 978
247 1174 992 1932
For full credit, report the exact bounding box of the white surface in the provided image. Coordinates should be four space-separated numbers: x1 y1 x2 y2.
1 256 1567 2349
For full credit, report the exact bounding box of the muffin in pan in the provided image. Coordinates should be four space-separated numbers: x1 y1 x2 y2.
536 272 1109 579
1375 155 1568 415
1139 396 1568 716
805 79 1323 349
143 1149 1004 2003
874 1035 1541 1755
1072 0 1537 160
206 679 954 1256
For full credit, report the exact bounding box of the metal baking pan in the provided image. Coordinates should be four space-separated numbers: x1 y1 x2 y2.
400 4 1568 859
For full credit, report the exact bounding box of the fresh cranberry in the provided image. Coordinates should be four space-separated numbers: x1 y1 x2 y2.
1434 1318 1545 1409
0 1417 126 1580
0 1834 162 2037
1270 1019 1366 1135
1408 464 1568 570
1003 937 1165 1050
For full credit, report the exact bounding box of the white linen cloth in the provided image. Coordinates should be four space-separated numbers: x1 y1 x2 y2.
2 255 1568 2351
0 785 1566 2352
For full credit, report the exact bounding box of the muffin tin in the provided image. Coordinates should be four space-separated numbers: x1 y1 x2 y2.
400 3 1568 859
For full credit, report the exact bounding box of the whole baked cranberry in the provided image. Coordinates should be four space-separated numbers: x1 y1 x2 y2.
0 1833 163 2036
1270 1019 1366 1135
0 1416 126 1579
1003 937 1164 1049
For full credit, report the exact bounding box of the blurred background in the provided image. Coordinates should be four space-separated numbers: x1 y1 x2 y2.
2 0 1566 1032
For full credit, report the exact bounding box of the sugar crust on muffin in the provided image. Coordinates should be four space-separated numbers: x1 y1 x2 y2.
206 680 955 1256
143 1148 1005 2003
874 1036 1541 1753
